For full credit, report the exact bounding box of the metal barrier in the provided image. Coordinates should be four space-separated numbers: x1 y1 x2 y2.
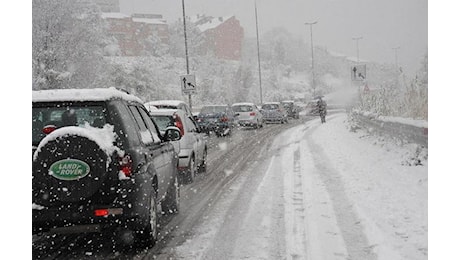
351 112 428 147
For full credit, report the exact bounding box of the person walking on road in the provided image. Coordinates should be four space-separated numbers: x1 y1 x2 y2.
317 98 327 123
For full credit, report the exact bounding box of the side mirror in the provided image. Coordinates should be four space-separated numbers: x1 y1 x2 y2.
164 126 181 141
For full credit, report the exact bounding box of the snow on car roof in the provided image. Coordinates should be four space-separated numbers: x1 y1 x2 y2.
144 100 186 107
33 123 124 164
32 87 143 103
232 102 254 106
263 101 281 104
202 104 227 107
148 108 185 117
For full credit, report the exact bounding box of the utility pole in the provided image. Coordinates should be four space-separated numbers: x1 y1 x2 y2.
255 1 263 104
181 0 192 109
352 36 363 63
305 21 317 97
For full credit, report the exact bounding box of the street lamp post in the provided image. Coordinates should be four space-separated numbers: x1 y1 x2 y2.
181 0 192 109
305 21 317 97
352 36 363 63
255 0 263 104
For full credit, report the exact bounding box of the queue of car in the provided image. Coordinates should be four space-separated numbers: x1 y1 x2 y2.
32 88 304 249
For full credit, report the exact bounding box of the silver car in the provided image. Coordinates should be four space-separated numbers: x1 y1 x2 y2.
232 102 264 129
148 108 207 185
261 102 289 124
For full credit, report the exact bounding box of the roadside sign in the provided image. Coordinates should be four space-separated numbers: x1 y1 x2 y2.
180 74 196 94
363 83 370 93
351 64 366 81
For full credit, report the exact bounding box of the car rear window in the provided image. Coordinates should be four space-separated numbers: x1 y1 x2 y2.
261 104 279 110
200 106 226 113
32 104 107 145
233 105 253 112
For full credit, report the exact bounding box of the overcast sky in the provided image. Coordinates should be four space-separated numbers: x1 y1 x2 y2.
123 0 427 76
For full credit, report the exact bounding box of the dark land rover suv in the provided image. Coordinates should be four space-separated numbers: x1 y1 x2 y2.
32 88 181 247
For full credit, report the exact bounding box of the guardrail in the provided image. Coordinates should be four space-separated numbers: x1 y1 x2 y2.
350 112 428 147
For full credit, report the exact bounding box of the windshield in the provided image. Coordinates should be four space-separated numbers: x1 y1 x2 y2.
32 104 107 145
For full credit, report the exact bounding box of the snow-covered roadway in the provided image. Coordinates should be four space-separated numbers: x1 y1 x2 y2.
158 113 427 260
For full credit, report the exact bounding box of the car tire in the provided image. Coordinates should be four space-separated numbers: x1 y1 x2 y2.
198 149 207 173
162 175 180 215
185 157 195 184
135 189 159 248
33 134 109 206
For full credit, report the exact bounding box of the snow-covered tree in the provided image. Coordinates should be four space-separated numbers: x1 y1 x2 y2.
167 18 206 58
33 0 111 90
232 65 255 102
357 52 428 120
141 31 169 57
405 52 428 119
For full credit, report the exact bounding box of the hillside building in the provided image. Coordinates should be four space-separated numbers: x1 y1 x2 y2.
101 12 169 56
193 15 244 60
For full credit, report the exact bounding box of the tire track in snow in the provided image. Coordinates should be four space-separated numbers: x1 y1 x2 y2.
281 124 348 260
283 146 308 260
305 124 378 260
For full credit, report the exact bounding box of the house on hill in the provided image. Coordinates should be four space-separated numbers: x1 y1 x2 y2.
101 12 169 56
193 15 244 60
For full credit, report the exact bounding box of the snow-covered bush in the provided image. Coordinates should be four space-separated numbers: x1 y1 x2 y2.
357 53 428 120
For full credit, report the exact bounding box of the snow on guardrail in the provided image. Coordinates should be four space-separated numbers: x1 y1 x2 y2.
350 111 428 147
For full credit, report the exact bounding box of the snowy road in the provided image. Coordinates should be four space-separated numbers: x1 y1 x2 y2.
33 113 427 260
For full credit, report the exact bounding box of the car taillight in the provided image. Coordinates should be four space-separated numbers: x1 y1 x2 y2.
173 113 185 136
94 209 109 217
94 208 123 217
119 155 132 177
221 116 228 122
249 112 256 116
42 125 57 135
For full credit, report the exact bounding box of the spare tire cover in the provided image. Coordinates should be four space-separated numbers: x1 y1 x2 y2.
33 134 111 206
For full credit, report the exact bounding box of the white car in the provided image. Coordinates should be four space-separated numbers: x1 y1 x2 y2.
148 108 207 185
232 102 264 129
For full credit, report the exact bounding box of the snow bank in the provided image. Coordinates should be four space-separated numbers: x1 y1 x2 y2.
310 113 428 259
379 115 428 128
353 109 428 128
